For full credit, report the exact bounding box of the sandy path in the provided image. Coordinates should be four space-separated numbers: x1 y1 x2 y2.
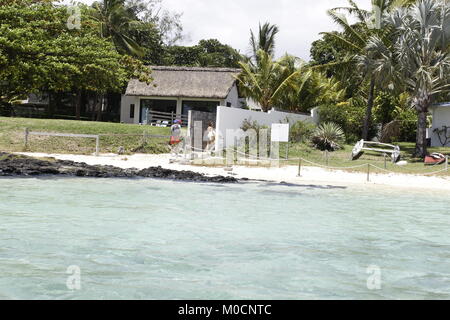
15 152 450 192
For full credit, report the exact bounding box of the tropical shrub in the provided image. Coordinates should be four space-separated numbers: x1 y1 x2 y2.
318 101 377 143
289 120 316 143
311 122 345 151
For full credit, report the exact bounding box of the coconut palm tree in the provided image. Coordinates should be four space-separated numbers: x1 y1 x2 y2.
249 22 279 64
91 0 145 57
236 50 307 112
366 0 450 157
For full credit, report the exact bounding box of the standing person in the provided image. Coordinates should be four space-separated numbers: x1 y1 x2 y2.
170 119 183 157
204 122 216 154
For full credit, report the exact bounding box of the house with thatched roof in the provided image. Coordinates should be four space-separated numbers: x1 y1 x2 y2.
120 66 242 124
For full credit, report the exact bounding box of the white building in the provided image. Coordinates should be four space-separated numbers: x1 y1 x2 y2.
430 102 450 147
120 66 241 124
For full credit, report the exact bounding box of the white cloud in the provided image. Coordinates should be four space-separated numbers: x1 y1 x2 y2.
67 0 372 61
163 0 372 60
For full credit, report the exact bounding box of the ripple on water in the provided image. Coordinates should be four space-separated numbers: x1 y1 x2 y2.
0 177 449 299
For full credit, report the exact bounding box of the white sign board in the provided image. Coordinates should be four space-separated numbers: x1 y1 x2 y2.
271 123 290 142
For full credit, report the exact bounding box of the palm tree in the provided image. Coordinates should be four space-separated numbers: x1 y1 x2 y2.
367 0 450 157
236 50 305 112
249 22 279 64
91 0 145 57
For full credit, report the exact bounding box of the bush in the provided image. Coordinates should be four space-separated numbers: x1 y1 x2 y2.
318 102 377 143
381 106 418 143
311 122 345 151
289 120 316 143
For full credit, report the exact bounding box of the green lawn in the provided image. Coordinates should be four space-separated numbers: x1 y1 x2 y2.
1 116 449 177
0 117 172 154
282 142 450 176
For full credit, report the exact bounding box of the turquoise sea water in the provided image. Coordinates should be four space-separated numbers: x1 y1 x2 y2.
0 177 449 300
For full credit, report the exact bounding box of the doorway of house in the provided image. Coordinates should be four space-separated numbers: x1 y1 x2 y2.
140 99 177 124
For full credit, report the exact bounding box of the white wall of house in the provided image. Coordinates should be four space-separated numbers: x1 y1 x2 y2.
431 106 450 147
120 95 139 124
214 106 316 150
224 83 240 108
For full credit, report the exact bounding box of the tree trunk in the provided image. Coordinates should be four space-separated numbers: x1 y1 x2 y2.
413 91 431 158
362 76 376 141
75 90 82 120
47 92 56 119
96 95 104 122
415 108 428 158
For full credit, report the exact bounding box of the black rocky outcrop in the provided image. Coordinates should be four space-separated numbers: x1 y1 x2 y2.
0 152 238 183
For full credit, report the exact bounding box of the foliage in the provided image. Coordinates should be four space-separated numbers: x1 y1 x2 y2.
125 0 184 46
366 0 450 156
161 39 242 68
240 119 269 134
90 0 146 57
318 101 377 143
373 91 398 125
0 0 152 107
249 22 279 62
236 50 306 112
311 122 345 151
289 121 316 143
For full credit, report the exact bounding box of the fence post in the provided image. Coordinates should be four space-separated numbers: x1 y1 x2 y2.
24 128 29 150
446 156 449 171
384 153 387 169
325 150 329 166
297 158 302 177
367 163 370 182
95 136 99 156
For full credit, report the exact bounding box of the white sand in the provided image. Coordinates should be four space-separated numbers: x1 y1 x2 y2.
15 152 450 192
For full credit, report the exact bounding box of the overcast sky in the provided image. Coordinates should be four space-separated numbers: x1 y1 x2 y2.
71 0 372 61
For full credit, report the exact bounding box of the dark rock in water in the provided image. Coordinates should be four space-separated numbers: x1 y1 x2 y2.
0 152 238 183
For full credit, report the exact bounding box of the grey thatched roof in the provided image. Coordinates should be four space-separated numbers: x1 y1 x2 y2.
125 66 241 99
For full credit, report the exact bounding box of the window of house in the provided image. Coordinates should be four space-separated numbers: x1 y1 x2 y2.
226 102 232 107
130 104 135 119
181 100 220 115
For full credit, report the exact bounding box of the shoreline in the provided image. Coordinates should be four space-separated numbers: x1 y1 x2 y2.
14 152 450 192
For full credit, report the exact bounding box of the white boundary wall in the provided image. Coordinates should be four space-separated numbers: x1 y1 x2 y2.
215 106 317 150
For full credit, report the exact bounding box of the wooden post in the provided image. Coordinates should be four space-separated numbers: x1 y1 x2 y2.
297 158 302 177
95 136 100 156
384 153 387 169
325 150 329 166
24 128 29 150
446 156 449 171
367 163 370 182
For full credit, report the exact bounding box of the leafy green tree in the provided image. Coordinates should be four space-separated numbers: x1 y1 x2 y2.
161 39 242 68
0 0 152 119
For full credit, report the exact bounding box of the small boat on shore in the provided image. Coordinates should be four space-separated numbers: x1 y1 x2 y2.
424 153 447 166
352 140 401 163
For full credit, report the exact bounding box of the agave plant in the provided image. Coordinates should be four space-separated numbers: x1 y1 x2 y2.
311 122 346 151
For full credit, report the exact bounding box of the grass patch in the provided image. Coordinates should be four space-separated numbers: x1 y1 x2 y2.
280 142 450 176
0 116 173 155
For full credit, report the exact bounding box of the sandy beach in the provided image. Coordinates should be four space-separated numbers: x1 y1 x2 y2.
15 152 450 192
